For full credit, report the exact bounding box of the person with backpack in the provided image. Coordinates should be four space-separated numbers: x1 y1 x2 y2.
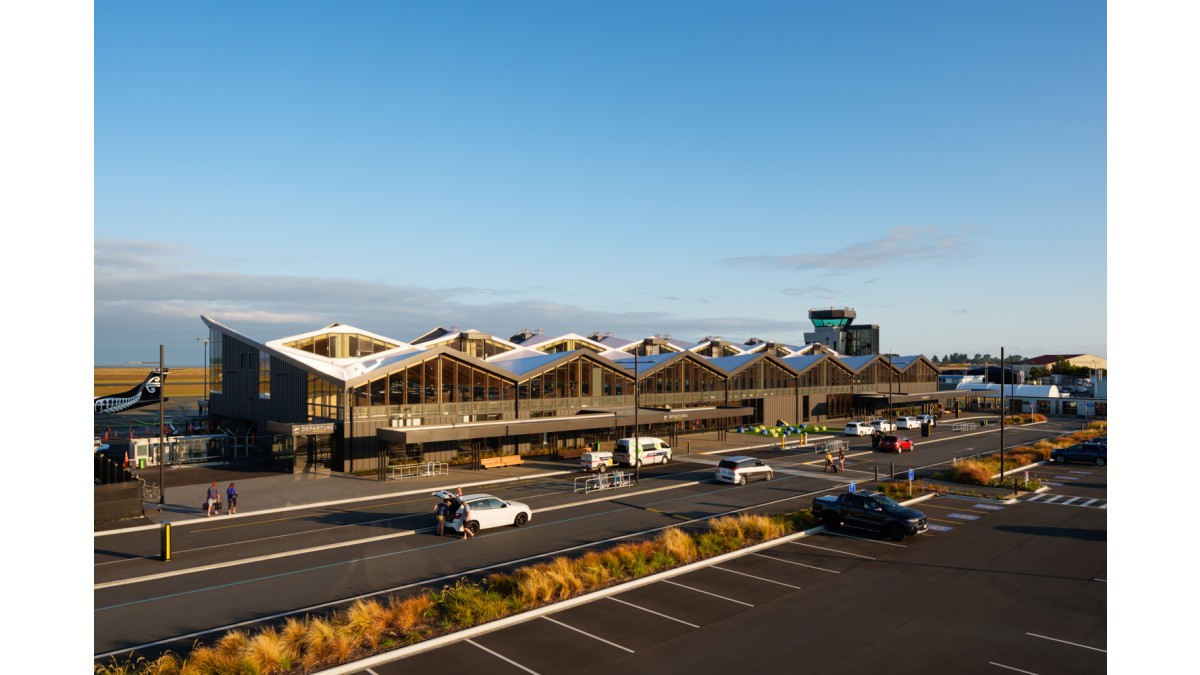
205 481 221 517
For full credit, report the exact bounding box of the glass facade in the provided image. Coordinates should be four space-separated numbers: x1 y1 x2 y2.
307 374 342 421
258 351 271 399
285 332 399 358
210 327 222 394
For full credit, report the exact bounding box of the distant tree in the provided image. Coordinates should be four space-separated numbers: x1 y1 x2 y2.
1029 366 1049 379
932 355 941 363
1051 359 1092 377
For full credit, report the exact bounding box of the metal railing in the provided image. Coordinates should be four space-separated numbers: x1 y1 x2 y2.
388 461 449 481
573 470 634 494
951 422 977 432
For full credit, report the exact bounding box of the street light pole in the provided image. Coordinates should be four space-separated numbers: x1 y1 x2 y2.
158 344 166 505
197 337 209 413
999 346 1005 478
634 351 640 484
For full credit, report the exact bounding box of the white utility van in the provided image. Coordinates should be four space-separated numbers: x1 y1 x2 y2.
613 437 672 467
580 450 614 472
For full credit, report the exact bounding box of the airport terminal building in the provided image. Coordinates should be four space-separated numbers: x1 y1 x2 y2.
201 315 955 474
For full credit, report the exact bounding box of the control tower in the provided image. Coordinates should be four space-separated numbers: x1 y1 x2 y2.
803 307 879 356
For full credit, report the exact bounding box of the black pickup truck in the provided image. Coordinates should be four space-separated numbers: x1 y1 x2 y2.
812 491 928 541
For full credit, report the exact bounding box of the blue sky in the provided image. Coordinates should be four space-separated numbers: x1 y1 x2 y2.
92 0 1107 365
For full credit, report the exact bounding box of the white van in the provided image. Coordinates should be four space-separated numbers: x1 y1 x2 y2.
613 437 672 467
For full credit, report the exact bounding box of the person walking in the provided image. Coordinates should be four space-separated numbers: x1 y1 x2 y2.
434 497 450 536
458 500 475 540
206 481 220 517
836 448 846 473
226 482 238 515
823 450 835 473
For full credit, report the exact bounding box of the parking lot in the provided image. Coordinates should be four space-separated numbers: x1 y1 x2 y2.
350 475 1107 675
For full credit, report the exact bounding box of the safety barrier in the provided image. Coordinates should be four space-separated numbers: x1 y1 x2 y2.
814 439 848 456
573 470 634 494
388 461 449 480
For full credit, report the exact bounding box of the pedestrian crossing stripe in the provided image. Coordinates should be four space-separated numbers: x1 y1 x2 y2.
971 504 1004 510
927 524 954 532
948 513 980 520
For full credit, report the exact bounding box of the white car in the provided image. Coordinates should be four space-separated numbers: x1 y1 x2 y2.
433 491 532 536
895 416 921 430
870 419 896 433
844 422 874 436
715 456 774 485
916 414 937 427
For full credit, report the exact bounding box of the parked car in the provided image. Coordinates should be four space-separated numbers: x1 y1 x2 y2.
613 437 672 466
715 455 775 485
1050 443 1106 466
844 422 874 436
432 490 533 535
878 435 914 452
811 491 928 541
916 414 937 427
895 416 921 430
870 419 896 433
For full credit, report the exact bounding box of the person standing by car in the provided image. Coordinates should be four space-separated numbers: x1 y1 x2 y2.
434 497 450 536
457 500 475 540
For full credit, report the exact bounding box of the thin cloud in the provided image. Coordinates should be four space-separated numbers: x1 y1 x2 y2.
722 226 974 271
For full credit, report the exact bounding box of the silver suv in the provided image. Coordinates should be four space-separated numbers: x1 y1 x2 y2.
715 456 774 485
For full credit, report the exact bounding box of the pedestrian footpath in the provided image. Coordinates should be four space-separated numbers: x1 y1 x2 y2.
95 431 820 535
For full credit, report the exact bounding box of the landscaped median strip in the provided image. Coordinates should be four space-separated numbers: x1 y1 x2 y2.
316 522 827 675
324 495 944 674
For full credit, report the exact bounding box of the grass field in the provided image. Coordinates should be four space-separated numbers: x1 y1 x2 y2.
94 367 207 398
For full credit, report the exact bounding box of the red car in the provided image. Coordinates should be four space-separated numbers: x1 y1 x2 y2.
879 435 914 452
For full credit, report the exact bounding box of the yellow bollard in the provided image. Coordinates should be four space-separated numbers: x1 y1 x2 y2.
161 522 171 562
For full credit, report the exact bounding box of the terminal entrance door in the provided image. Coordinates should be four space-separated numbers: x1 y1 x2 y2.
295 434 332 473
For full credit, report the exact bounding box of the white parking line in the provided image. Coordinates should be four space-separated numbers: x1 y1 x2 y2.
1079 499 1097 507
607 597 700 628
1026 632 1106 653
542 616 634 653
1099 503 1107 509
1025 494 1047 501
787 541 876 560
752 552 841 574
711 565 803 590
1042 495 1063 503
467 639 540 674
662 579 755 607
1060 497 1080 505
822 530 907 547
988 661 1039 674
